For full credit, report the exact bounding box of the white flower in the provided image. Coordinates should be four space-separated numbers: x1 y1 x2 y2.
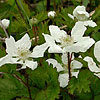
84 56 100 78
34 24 95 55
73 5 89 21
68 6 97 27
84 41 100 78
0 34 43 70
0 19 10 29
46 53 82 88
48 11 56 18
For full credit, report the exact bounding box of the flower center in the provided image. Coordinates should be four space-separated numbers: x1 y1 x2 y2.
60 35 74 48
17 47 31 60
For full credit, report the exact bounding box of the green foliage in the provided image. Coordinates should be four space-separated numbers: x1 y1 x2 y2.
0 73 28 100
27 62 60 100
68 69 93 94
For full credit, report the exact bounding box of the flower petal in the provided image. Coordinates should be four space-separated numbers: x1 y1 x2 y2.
72 71 79 78
94 41 100 62
94 73 100 78
68 13 74 20
71 60 82 70
49 25 67 42
71 21 87 41
84 56 100 72
31 43 48 58
46 58 64 72
48 45 63 53
0 55 19 66
5 36 17 56
15 34 31 49
25 60 38 70
65 37 95 53
58 73 69 88
84 20 97 27
61 53 68 65
43 33 63 53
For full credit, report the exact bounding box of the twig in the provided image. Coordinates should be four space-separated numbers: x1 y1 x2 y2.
12 74 27 87
0 20 9 38
68 52 71 80
25 70 32 100
60 25 67 29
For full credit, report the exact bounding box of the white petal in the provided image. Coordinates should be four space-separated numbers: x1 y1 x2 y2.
84 56 100 72
68 13 74 20
15 34 31 49
58 73 69 88
61 53 68 65
84 20 97 27
0 55 19 66
49 25 67 42
77 11 89 17
72 71 79 78
31 43 48 58
43 33 63 53
94 73 100 78
94 41 100 62
5 36 17 56
48 45 63 53
42 33 56 46
25 60 38 70
71 60 82 70
65 37 95 53
0 55 11 66
46 58 64 72
71 21 87 41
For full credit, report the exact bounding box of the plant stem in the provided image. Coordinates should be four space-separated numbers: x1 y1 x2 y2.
25 70 32 100
47 0 50 11
0 20 9 38
68 52 71 80
12 74 27 87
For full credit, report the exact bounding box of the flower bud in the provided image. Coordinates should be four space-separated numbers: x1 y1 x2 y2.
0 19 10 29
73 6 89 21
48 11 56 18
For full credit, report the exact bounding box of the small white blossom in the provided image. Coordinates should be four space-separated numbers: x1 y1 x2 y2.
0 19 10 29
68 5 97 27
48 11 56 18
73 5 89 21
33 24 95 55
0 34 43 70
46 53 82 88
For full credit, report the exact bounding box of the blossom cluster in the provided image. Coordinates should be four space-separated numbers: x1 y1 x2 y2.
0 5 99 88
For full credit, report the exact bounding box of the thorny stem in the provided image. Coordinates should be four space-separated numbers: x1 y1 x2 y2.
68 52 72 80
0 20 9 38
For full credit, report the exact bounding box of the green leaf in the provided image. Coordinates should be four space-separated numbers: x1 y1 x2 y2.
27 62 60 100
0 73 29 100
83 0 90 7
68 69 93 94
